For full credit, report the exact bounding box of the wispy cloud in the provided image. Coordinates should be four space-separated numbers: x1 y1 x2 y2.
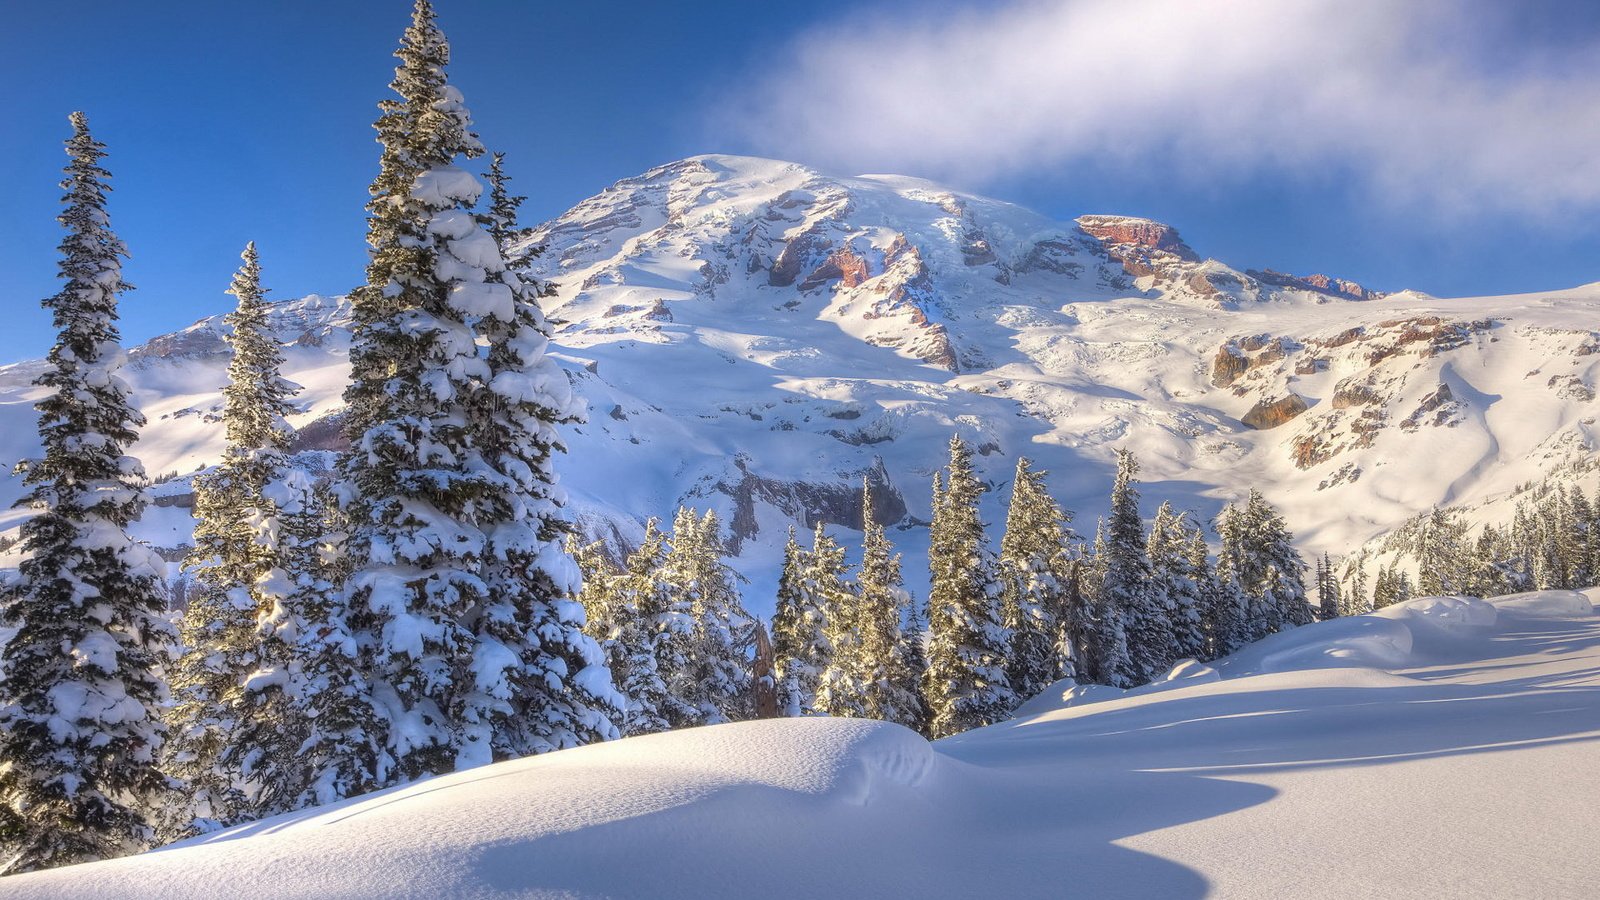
727 0 1600 218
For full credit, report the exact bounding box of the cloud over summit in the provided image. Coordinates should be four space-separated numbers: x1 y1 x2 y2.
729 0 1600 219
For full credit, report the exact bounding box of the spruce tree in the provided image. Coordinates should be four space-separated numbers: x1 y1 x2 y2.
1372 565 1398 608
341 0 615 781
1465 526 1513 599
664 509 753 725
166 243 301 835
1101 450 1163 686
1148 502 1207 663
772 526 827 717
996 457 1068 701
1345 557 1370 616
1058 550 1095 680
0 113 173 873
1183 527 1224 659
613 520 694 735
923 435 1015 738
571 537 626 686
1210 503 1253 655
1415 507 1467 596
264 475 381 810
469 149 617 761
817 479 924 729
1244 490 1314 630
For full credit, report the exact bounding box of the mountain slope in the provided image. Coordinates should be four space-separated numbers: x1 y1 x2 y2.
3 589 1595 898
2 155 1598 605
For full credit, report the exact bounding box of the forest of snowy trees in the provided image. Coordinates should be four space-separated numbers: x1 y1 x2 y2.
1339 476 1600 612
569 442 1319 742
0 0 1464 879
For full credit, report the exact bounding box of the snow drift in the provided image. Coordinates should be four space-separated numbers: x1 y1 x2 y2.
6 589 1597 898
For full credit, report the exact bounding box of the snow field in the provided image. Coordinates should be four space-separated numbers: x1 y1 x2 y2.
6 589 1597 898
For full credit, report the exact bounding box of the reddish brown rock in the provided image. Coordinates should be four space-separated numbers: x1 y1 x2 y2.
1076 215 1199 260
1241 393 1310 430
798 248 870 292
1212 345 1249 388
769 231 830 287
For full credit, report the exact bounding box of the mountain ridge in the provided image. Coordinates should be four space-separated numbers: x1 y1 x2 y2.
2 153 1597 609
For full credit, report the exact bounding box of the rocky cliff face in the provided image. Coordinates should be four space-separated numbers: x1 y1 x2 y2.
2 154 1597 609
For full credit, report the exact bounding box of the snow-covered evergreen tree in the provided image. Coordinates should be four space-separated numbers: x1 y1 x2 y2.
1465 526 1515 599
1147 502 1207 663
166 242 301 836
817 479 924 729
1414 507 1468 596
571 537 626 682
1058 550 1095 680
1245 490 1314 631
1372 565 1400 609
469 150 618 762
997 457 1069 702
1184 527 1224 659
923 435 1015 738
1344 557 1371 616
664 509 753 725
611 520 694 735
1315 553 1342 620
0 113 173 873
772 527 827 717
1215 491 1312 644
1210 503 1253 656
341 0 613 782
898 596 931 736
1100 450 1162 686
262 475 381 811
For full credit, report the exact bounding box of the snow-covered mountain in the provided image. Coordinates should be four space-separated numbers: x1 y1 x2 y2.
3 154 1599 608
4 588 1596 898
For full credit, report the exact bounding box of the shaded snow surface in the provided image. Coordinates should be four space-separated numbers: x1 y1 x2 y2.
6 590 1599 898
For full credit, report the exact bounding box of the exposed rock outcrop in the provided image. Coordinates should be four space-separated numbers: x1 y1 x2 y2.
1242 393 1310 430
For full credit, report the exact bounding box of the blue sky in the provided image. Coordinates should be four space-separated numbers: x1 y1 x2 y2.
3 0 1599 364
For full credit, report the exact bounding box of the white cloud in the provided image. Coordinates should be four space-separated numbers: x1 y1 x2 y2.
727 0 1600 218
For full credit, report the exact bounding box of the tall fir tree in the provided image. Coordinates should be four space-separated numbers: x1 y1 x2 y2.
923 435 1015 738
1210 503 1253 656
165 243 302 835
817 479 924 730
996 457 1069 702
772 526 827 717
1147 502 1208 663
1183 526 1224 659
613 521 695 735
261 474 381 810
1058 550 1096 680
341 0 614 782
469 149 618 762
1244 490 1315 631
1344 557 1371 616
663 509 753 725
1315 552 1342 620
0 113 173 873
1465 526 1514 600
1100 450 1162 686
1414 507 1468 596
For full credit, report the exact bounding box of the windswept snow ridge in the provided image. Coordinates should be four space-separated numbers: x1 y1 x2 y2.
4 590 1597 899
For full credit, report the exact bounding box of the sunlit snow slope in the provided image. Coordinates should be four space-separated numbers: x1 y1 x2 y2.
3 155 1600 606
4 589 1597 899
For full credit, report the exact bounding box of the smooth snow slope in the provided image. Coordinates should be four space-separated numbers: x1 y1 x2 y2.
6 590 1598 899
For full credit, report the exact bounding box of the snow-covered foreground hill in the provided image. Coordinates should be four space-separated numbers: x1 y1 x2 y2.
4 155 1600 606
6 589 1596 899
